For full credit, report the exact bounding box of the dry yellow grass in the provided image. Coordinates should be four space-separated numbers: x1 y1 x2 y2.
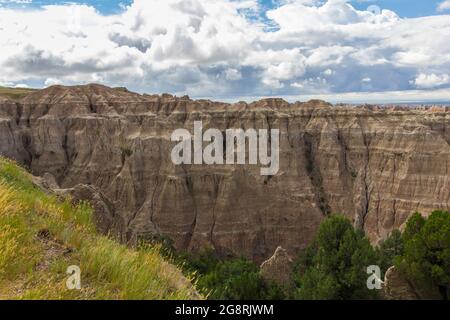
0 157 200 300
0 87 37 101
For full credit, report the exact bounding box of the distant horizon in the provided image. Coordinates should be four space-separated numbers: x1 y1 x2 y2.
3 83 450 106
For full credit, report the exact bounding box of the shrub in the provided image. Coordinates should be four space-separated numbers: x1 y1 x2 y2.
179 251 285 300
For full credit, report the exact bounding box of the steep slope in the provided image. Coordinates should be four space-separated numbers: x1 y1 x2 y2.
0 157 199 300
0 84 449 262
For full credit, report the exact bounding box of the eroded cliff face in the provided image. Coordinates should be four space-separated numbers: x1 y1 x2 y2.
1 84 449 261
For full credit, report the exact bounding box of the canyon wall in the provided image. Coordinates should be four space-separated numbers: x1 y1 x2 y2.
1 84 449 261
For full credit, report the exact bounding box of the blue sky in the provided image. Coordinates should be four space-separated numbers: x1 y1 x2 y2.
349 0 449 18
2 0 448 17
1 0 450 103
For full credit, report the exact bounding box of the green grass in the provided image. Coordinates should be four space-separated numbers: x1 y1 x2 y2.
0 87 37 101
0 157 200 300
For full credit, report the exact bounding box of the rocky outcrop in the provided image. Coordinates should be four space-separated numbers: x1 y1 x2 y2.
1 84 449 261
383 266 420 300
32 172 119 235
260 247 294 288
383 266 449 300
56 184 119 235
32 172 60 192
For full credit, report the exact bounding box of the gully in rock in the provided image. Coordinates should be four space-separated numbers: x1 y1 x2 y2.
171 121 280 176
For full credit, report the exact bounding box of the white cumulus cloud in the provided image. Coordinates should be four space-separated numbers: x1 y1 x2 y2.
0 0 449 100
413 73 450 89
438 0 450 12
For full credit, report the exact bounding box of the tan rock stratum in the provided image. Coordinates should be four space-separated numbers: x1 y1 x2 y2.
383 266 420 300
260 247 294 288
1 84 449 261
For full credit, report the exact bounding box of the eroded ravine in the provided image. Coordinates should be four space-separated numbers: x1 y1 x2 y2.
1 84 449 262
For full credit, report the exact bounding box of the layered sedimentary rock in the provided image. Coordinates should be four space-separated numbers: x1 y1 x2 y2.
383 266 420 300
31 162 119 235
260 247 294 288
1 84 449 261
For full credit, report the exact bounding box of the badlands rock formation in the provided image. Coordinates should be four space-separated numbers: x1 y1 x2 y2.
260 247 294 288
383 266 420 300
0 84 449 261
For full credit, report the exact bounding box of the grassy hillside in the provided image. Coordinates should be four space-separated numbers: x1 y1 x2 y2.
0 87 37 101
0 157 200 300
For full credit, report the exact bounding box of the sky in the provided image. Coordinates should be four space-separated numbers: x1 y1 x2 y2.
1 0 449 18
0 0 450 103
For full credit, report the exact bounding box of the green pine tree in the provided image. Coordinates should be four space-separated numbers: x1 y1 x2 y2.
377 229 404 277
396 211 450 300
294 215 379 300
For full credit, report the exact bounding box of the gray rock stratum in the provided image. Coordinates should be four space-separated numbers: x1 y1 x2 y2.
1 84 449 261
